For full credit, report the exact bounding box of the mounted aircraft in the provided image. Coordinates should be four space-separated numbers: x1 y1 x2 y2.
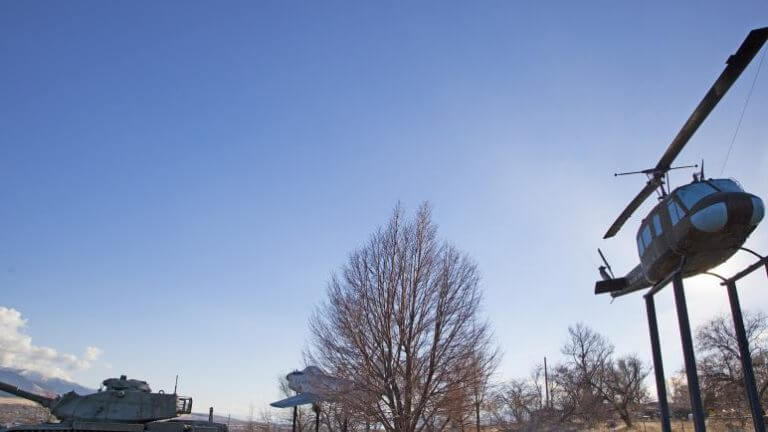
270 366 352 408
595 27 767 297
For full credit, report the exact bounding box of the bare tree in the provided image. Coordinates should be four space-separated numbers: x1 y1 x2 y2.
598 354 650 427
486 365 553 431
467 347 500 432
527 365 545 412
552 323 613 427
247 403 256 432
493 377 542 427
695 311 768 426
552 325 649 428
259 409 274 432
319 401 347 432
441 378 472 432
307 203 497 432
668 371 691 411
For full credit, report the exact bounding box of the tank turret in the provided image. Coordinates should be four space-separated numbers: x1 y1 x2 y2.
0 374 190 423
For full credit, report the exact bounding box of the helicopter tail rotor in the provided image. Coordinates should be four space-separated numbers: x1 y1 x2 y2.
595 249 629 294
598 248 615 280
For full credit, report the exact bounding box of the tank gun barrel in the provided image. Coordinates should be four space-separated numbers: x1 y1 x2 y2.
0 380 56 407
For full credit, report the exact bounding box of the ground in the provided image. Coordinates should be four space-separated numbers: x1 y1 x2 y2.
0 397 53 428
591 419 755 431
0 403 756 432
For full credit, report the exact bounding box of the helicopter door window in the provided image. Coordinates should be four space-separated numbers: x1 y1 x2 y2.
709 179 743 193
676 182 717 209
652 214 662 236
668 201 684 225
641 225 652 247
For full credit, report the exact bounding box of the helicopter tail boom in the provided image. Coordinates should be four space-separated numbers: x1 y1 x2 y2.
595 264 652 296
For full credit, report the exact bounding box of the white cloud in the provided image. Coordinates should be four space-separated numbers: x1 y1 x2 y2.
84 347 103 362
0 306 103 380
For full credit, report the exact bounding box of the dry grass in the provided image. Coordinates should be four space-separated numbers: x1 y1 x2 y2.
0 398 37 406
590 419 756 432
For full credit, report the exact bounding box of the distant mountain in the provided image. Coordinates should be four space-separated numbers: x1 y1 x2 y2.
0 367 95 399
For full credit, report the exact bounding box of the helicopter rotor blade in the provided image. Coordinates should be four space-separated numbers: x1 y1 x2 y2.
654 27 768 173
604 27 768 239
604 180 658 239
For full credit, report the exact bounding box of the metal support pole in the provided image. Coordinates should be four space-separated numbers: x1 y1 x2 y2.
544 356 550 409
314 404 320 432
672 272 706 432
292 406 297 432
726 281 766 432
645 295 672 432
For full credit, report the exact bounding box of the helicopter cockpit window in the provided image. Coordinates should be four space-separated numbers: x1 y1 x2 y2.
637 233 644 256
668 201 685 225
676 182 717 209
709 179 743 193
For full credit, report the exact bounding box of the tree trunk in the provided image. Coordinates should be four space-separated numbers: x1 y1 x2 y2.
475 402 481 432
619 409 632 428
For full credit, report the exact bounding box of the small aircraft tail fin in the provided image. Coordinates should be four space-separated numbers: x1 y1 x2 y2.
595 277 628 294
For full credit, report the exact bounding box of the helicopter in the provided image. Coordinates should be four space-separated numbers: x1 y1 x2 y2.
595 27 767 297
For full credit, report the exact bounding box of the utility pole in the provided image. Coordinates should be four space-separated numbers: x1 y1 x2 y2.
543 356 550 409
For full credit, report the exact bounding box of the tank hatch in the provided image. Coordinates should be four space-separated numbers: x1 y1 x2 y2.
102 375 151 393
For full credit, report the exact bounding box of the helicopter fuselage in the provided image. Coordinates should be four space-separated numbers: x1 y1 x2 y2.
641 178 763 278
597 178 764 296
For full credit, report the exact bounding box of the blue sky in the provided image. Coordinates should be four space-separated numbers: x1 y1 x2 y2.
1 0 767 418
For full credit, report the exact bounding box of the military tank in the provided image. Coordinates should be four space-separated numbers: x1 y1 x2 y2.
0 375 226 432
